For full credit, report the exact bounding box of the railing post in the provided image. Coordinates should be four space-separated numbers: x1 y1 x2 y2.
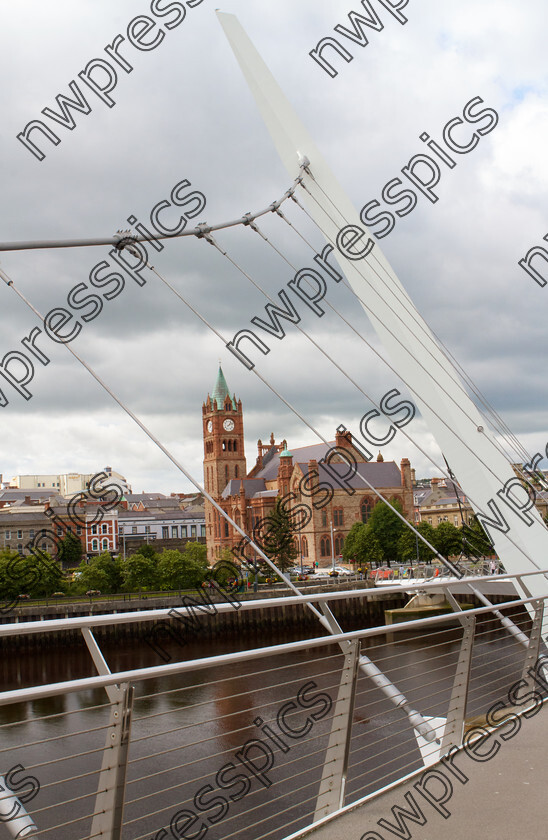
440 614 475 754
314 638 360 821
90 682 133 840
521 599 544 682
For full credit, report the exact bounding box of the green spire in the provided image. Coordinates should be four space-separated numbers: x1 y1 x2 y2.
211 365 236 409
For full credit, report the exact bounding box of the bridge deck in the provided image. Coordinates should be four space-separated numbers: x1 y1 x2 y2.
300 705 548 840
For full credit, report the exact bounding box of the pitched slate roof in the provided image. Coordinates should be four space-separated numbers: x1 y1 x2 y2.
255 441 336 482
221 479 267 499
298 460 402 491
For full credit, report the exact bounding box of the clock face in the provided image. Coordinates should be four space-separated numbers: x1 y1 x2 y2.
207 420 213 433
223 418 235 431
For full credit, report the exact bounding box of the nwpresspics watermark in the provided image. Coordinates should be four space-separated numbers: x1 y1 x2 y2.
17 1 208 162
148 680 333 840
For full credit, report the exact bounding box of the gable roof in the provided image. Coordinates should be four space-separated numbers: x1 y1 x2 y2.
255 441 335 482
297 460 402 491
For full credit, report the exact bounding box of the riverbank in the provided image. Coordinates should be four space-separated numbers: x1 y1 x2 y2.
0 579 508 651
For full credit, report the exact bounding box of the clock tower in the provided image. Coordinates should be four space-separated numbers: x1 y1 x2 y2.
203 366 247 560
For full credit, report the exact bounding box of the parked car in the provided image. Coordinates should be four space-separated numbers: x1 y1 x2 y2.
17 593 30 600
85 590 101 597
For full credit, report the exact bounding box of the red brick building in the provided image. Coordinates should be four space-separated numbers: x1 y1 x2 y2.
203 367 414 567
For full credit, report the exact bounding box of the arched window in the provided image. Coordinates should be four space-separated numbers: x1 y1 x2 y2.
102 539 108 550
235 465 239 478
228 440 233 452
333 508 344 526
234 440 238 453
224 520 229 538
334 534 344 557
92 539 98 551
235 510 241 527
301 536 309 558
361 498 371 523
222 440 227 452
320 536 331 557
321 510 328 527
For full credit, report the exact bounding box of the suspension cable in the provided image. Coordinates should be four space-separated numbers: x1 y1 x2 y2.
300 171 537 468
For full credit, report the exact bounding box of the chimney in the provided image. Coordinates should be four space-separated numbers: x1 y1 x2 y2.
335 428 353 450
400 458 411 490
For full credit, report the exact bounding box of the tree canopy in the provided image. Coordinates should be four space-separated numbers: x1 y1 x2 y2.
259 499 298 574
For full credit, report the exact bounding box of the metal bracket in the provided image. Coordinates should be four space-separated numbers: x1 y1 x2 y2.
440 614 475 754
313 638 360 821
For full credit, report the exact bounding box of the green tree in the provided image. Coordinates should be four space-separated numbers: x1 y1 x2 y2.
261 499 298 574
367 499 405 565
76 552 121 594
342 522 364 564
183 542 208 568
461 515 493 558
352 525 383 567
136 543 158 561
121 553 159 592
398 521 436 563
58 532 83 567
433 521 463 558
0 549 23 599
0 550 63 598
157 548 208 591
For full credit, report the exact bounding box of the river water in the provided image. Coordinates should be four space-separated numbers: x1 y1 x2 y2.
0 617 529 840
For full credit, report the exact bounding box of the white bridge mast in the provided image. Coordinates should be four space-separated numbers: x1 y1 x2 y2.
217 12 548 608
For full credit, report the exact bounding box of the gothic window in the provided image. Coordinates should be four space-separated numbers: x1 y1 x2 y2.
320 536 331 557
228 440 233 452
321 510 327 527
333 508 344 526
235 510 241 527
234 441 238 452
361 499 371 523
334 534 344 556
301 536 309 557
222 440 227 452
224 520 229 538
235 465 239 478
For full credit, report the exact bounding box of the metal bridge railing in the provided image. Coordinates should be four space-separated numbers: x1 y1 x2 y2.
0 571 547 840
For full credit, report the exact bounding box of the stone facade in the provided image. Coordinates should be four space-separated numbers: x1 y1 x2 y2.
203 367 414 567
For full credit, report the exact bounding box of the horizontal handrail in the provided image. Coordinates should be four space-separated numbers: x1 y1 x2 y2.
1 569 544 637
0 591 542 707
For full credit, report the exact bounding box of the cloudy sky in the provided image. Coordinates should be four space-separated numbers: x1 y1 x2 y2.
0 0 547 495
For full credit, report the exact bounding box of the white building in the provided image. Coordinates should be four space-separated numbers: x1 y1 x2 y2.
9 467 131 497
